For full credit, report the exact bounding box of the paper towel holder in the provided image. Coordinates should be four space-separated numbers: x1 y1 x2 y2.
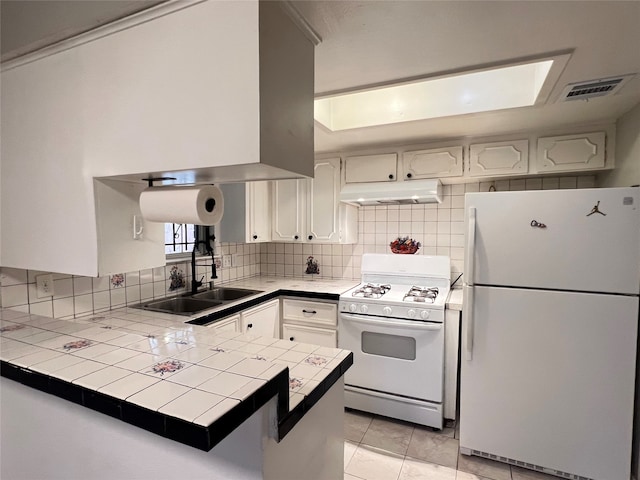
141 177 177 187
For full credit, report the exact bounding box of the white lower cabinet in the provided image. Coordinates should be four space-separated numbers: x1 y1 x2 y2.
210 314 240 332
282 323 337 348
280 298 338 347
241 299 279 337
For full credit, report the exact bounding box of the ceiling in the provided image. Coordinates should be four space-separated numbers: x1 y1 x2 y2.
2 1 640 154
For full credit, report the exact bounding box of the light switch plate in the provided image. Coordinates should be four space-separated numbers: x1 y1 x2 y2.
36 274 54 298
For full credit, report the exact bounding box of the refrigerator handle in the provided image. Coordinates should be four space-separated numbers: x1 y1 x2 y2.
463 285 474 360
465 207 476 285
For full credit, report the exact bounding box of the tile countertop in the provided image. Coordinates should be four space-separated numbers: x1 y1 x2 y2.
0 304 353 452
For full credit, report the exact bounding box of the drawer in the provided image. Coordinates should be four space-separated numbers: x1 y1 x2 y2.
282 323 337 348
282 298 337 327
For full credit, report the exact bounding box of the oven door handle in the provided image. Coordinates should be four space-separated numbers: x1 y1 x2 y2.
340 313 443 330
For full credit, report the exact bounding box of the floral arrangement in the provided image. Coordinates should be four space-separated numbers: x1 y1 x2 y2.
390 237 421 254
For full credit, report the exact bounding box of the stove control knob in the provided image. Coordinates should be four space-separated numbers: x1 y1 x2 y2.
407 309 416 318
420 310 430 320
360 305 369 314
349 304 357 313
382 306 392 316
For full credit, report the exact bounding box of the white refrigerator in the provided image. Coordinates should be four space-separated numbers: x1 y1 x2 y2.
460 187 639 480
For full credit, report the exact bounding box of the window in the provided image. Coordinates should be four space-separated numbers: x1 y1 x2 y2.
165 224 215 257
165 223 196 255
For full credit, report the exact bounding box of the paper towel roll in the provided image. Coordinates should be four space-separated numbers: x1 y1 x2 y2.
139 185 224 225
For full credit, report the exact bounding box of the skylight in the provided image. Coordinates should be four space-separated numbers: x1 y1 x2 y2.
315 59 557 131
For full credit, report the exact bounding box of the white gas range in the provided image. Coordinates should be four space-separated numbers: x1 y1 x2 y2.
338 253 450 429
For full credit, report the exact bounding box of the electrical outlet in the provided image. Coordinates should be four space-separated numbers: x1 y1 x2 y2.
222 255 232 268
36 274 54 298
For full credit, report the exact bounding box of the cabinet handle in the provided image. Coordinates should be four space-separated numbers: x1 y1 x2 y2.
252 235 258 240
294 235 299 240
406 173 412 178
302 309 317 315
308 235 313 240
289 336 295 341
388 174 394 180
247 323 253 329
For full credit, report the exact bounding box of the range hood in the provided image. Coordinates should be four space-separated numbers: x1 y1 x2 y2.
340 179 442 206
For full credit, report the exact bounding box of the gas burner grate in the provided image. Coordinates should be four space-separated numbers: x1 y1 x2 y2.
403 286 439 303
352 283 391 299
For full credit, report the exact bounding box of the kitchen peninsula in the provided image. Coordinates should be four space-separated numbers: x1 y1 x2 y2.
0 280 354 480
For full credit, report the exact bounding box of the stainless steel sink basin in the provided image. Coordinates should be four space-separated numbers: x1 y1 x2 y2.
191 287 262 302
133 297 223 316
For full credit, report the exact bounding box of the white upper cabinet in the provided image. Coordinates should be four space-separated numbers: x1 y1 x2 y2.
219 182 271 243
272 159 357 244
536 132 606 173
468 139 529 177
402 146 464 179
272 179 307 242
344 154 398 183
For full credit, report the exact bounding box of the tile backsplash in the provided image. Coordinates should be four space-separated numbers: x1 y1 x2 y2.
0 175 593 317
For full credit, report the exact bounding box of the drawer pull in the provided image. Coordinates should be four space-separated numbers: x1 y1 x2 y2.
302 309 317 315
289 336 295 341
247 323 253 329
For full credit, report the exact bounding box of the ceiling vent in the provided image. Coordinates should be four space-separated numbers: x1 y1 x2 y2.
558 74 635 102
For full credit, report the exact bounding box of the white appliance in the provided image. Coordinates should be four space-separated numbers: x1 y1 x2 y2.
461 187 639 480
338 253 450 429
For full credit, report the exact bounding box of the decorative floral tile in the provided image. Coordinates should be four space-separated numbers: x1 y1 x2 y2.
111 274 125 288
304 355 329 367
168 265 185 291
0 324 26 333
147 359 185 377
62 339 93 351
289 377 304 392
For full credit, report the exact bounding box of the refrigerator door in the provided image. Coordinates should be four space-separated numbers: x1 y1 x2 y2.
460 286 637 480
465 187 640 294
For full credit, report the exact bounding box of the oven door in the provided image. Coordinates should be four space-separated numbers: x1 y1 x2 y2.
339 312 444 402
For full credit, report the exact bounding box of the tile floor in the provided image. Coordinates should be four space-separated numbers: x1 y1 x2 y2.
343 409 558 480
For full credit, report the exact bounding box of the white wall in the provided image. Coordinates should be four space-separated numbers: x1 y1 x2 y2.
600 102 640 187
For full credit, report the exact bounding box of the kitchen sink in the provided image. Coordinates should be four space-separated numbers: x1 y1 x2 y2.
132 297 223 316
191 287 263 302
131 287 263 316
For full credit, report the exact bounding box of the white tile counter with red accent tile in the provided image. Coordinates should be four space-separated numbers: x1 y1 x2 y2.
0 296 353 479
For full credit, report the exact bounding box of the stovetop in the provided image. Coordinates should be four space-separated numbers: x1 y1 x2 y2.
339 254 451 321
343 282 448 309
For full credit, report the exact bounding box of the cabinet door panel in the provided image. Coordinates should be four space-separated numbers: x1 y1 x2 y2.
308 159 340 242
282 323 337 348
241 299 279 337
210 315 239 332
344 154 397 183
272 179 306 241
468 140 528 177
403 147 463 179
536 132 605 173
248 181 271 242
